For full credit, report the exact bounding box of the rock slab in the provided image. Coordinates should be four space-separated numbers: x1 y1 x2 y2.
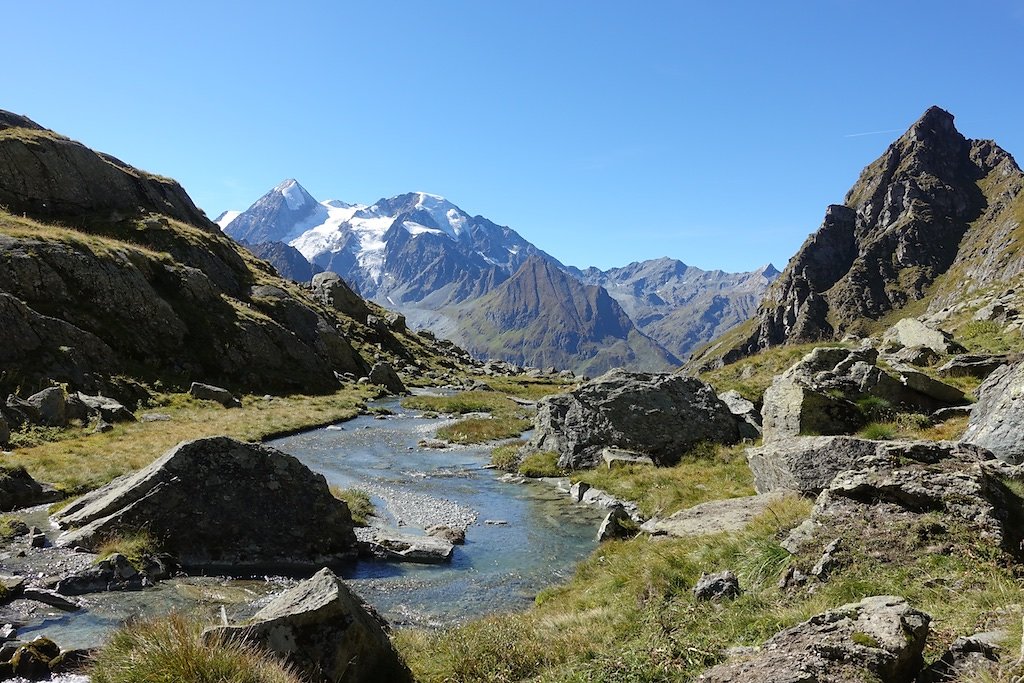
53 436 357 570
203 567 412 683
962 360 1024 464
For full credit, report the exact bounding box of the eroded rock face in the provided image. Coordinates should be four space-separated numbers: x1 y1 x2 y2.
527 369 740 469
311 271 370 322
53 437 357 570
962 361 1024 464
202 568 412 683
698 595 930 683
746 436 880 495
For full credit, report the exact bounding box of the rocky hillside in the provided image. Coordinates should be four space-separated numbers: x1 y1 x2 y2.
709 106 1024 365
241 240 323 283
0 111 466 399
450 255 679 375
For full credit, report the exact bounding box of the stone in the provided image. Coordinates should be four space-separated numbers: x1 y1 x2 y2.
55 552 178 595
0 466 61 512
425 524 466 545
692 570 740 601
883 318 966 355
962 361 1024 464
9 637 60 680
527 369 740 469
19 588 80 611
54 436 358 570
896 367 968 404
568 481 591 503
24 387 67 427
0 414 8 447
640 490 793 538
937 354 1009 380
361 530 454 563
93 420 113 433
140 413 171 422
601 448 655 469
718 389 762 439
28 527 46 548
698 595 930 683
202 567 412 683
596 505 634 541
917 631 1003 682
746 436 879 495
886 344 940 367
76 393 135 423
311 272 370 323
367 362 406 395
188 382 241 408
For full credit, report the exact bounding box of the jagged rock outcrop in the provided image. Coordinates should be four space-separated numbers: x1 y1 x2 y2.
729 106 1024 359
962 360 1024 463
698 595 930 683
53 437 358 570
203 568 412 683
761 346 968 441
311 271 370 322
527 369 740 469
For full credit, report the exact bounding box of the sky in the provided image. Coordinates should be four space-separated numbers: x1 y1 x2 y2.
4 1 1023 272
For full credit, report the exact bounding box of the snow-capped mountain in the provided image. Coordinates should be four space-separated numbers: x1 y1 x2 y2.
223 181 556 311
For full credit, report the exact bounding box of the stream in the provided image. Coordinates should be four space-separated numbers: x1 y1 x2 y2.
4 393 605 649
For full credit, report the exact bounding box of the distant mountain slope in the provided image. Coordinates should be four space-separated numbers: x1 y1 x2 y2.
701 106 1024 366
451 255 680 375
0 111 465 397
573 258 779 359
242 240 323 283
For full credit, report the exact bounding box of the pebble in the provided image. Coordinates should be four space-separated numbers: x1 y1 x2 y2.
357 482 477 531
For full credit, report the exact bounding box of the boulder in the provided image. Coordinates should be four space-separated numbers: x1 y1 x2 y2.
425 525 466 545
596 505 633 541
527 369 740 469
601 448 654 469
962 361 1024 464
367 362 406 395
0 465 61 511
0 414 8 448
937 354 1009 380
53 437 358 570
746 436 880 495
896 367 967 404
641 490 794 538
202 567 412 683
359 530 454 564
24 387 67 427
692 570 740 601
188 382 241 408
698 595 930 682
883 318 965 354
76 393 135 423
917 631 1003 682
54 552 177 595
718 389 762 439
311 272 370 323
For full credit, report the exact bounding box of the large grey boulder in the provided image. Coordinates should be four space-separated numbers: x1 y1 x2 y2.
937 354 1009 380
311 272 370 323
188 382 241 408
360 530 454 563
527 369 740 469
883 318 965 355
746 436 880 495
962 361 1024 464
203 568 412 683
76 393 135 423
367 362 406 395
24 387 67 427
698 595 930 682
53 437 357 570
718 389 762 439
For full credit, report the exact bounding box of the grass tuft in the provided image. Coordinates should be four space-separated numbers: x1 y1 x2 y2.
517 452 564 478
330 486 374 526
95 530 161 568
90 612 302 683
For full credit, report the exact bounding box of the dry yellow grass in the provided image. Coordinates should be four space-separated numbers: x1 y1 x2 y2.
5 387 375 494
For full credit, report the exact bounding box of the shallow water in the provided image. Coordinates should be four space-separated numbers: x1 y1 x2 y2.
271 396 606 626
7 394 604 648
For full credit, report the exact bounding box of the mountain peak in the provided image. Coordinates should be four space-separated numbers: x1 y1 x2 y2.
760 263 781 278
908 105 956 141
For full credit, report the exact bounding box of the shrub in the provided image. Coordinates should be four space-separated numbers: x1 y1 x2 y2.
90 612 302 683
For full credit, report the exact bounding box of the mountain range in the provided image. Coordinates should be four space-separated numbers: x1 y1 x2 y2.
219 182 777 372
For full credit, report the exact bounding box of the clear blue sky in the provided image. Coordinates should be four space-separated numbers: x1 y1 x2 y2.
4 1 1023 272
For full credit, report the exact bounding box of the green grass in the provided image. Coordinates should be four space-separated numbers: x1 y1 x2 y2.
0 514 28 543
490 442 525 472
401 391 520 416
698 342 850 402
330 487 374 526
857 414 969 442
472 375 575 401
859 422 897 440
573 443 756 519
404 390 535 445
955 320 1024 355
518 452 564 478
89 612 302 683
437 417 532 444
96 530 161 568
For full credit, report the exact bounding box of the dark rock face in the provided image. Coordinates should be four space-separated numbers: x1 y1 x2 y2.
311 271 370 322
733 106 1024 358
202 567 413 683
53 437 358 570
527 369 740 469
243 240 322 283
0 113 211 229
367 361 406 395
698 595 930 683
0 112 378 396
962 360 1024 463
0 465 61 512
